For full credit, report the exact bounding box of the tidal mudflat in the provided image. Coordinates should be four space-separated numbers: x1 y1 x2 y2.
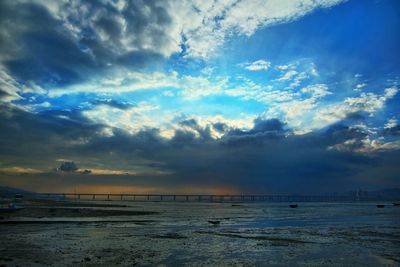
0 200 399 266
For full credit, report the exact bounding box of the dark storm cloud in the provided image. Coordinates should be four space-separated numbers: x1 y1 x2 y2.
0 1 96 87
0 105 103 165
151 121 373 193
223 119 289 146
0 105 399 194
0 0 176 89
57 161 78 172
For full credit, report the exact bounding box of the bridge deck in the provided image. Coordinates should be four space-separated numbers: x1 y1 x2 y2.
34 193 360 202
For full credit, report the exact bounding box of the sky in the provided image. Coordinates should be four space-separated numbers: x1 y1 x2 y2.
0 0 399 194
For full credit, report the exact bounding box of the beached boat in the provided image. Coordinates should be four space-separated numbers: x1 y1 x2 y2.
289 204 298 208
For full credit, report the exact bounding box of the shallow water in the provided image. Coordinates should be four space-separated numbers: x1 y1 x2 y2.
0 201 399 266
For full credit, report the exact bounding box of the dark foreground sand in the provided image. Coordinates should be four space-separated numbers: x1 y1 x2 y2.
0 199 399 266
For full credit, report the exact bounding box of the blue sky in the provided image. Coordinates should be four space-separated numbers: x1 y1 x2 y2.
0 0 399 194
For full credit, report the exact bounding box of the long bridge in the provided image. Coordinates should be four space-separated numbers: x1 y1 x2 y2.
34 193 370 202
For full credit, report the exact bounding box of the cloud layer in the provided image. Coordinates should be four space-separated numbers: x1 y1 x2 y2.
1 105 399 193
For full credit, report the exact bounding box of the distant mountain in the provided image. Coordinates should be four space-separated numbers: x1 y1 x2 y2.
0 186 35 198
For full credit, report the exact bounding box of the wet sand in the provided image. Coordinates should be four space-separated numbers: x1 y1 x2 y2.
0 199 157 222
0 200 399 266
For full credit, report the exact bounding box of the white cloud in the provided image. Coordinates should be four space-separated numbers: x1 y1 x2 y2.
354 83 367 92
358 138 400 153
242 60 271 71
256 84 389 134
82 102 161 134
276 69 298 81
274 60 317 88
174 0 345 58
313 87 398 128
48 69 228 100
301 84 331 98
277 64 291 70
330 137 400 153
29 101 51 110
384 118 398 129
288 72 309 88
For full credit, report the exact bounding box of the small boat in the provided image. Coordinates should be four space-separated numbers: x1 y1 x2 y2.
208 220 220 225
289 204 298 208
376 204 385 208
392 203 400 206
